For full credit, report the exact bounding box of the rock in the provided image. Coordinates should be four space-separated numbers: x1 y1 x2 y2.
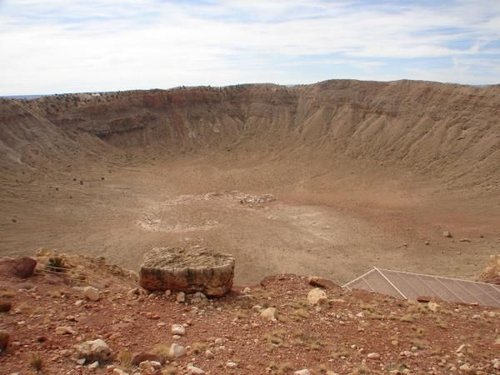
428 301 439 312
260 307 277 321
83 286 100 301
478 255 500 285
131 352 162 366
367 352 381 359
0 330 9 352
169 343 186 358
205 350 214 359
88 361 99 370
139 360 161 374
0 257 37 278
294 370 311 375
113 369 129 375
55 326 76 335
187 365 206 374
226 361 237 368
190 291 207 303
75 339 112 363
307 288 327 305
0 301 12 312
171 324 186 336
176 292 186 303
139 247 235 297
443 231 452 238
308 276 338 289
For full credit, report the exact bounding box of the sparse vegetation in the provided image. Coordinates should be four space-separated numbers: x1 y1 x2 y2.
46 256 65 272
30 353 43 373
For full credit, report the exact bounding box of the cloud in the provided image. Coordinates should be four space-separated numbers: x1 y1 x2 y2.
0 0 499 94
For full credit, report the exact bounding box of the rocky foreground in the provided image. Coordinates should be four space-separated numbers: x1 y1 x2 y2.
0 251 499 375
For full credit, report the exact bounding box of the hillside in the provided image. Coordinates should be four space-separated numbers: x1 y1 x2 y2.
0 80 499 285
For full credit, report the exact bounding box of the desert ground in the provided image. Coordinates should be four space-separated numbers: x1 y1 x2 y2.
0 80 499 285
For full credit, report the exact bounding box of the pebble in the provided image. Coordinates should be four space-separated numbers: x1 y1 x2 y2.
260 307 277 321
56 326 77 335
83 287 100 301
367 352 381 359
307 288 327 305
169 343 187 358
226 361 238 369
176 292 186 303
294 370 311 375
88 361 99 370
172 324 186 336
187 365 206 374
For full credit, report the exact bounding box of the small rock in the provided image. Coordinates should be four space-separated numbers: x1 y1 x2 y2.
294 370 311 375
75 339 112 362
443 231 452 238
113 369 129 375
131 352 162 366
226 361 237 369
55 326 76 335
0 330 9 352
0 257 37 278
428 301 439 312
139 360 161 372
187 365 205 374
308 276 337 289
88 361 99 370
307 288 327 305
367 352 380 360
171 324 186 336
0 301 12 312
176 292 186 303
76 358 86 365
260 307 277 321
424 240 430 245
83 286 100 301
205 350 214 359
169 343 186 358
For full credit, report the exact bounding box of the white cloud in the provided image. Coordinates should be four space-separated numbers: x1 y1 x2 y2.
0 0 499 94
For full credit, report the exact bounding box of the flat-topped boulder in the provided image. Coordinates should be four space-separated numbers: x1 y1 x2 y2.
139 247 235 297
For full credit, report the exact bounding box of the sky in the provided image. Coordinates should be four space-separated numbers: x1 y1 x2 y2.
0 0 499 95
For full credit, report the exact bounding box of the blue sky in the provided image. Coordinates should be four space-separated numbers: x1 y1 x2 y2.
0 0 499 95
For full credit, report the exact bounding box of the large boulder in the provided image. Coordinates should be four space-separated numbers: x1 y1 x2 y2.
139 247 234 297
0 257 37 278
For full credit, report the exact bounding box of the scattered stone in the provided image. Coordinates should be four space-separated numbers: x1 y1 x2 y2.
226 361 237 369
75 339 112 363
187 364 206 374
424 240 430 246
367 352 381 360
307 288 327 305
443 231 452 238
55 326 76 335
459 238 471 243
0 330 9 352
205 350 214 359
83 286 100 301
88 361 99 370
169 343 186 358
131 352 162 366
416 296 431 303
260 307 277 321
308 276 337 289
171 324 186 336
294 370 311 375
0 257 37 278
0 301 12 312
139 247 235 297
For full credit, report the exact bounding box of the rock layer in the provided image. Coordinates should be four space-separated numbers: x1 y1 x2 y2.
139 247 235 297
